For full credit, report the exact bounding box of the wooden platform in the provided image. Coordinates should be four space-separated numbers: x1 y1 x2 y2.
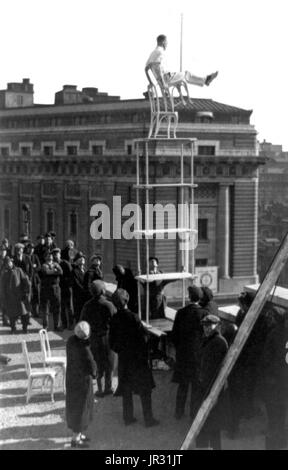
136 272 195 283
244 284 288 309
217 305 240 323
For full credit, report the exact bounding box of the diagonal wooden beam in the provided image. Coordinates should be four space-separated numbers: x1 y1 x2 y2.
181 232 288 450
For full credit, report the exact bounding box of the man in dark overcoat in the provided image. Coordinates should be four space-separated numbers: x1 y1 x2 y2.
0 245 10 326
195 314 228 450
259 310 288 449
109 288 159 427
228 292 277 435
72 252 87 323
40 252 63 331
53 248 74 330
1 257 31 333
171 285 207 419
25 243 41 318
80 280 116 397
66 321 97 448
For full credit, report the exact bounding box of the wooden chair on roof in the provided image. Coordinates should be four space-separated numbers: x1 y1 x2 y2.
145 65 178 139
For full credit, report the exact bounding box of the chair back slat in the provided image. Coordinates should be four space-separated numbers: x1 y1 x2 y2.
39 329 51 361
21 340 31 376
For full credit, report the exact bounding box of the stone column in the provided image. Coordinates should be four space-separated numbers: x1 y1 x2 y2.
217 183 230 279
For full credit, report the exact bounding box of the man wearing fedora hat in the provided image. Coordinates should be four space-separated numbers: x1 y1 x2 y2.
195 314 228 450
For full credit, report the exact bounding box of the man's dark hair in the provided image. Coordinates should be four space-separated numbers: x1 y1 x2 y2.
157 35 167 45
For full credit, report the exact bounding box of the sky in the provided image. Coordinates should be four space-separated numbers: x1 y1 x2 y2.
1 0 288 150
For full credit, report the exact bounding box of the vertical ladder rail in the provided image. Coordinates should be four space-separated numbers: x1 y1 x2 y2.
190 141 195 278
145 141 150 325
136 141 142 320
180 143 185 306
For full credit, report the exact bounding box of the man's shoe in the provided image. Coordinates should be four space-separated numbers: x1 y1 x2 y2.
145 418 160 428
71 439 90 449
94 390 105 398
104 389 113 396
124 417 137 426
205 71 218 86
80 434 90 442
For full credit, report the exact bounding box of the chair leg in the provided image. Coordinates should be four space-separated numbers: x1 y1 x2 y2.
27 377 32 404
63 366 66 395
167 116 172 139
49 377 55 403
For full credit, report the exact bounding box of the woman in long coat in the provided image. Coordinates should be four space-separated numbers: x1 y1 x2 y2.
1 256 30 333
66 321 97 448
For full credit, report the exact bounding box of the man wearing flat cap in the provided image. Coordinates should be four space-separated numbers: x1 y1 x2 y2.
110 288 159 427
195 314 228 450
80 279 116 397
171 285 208 420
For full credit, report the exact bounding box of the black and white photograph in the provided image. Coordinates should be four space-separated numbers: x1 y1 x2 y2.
0 0 287 452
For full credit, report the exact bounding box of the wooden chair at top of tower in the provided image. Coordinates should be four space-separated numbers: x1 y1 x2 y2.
145 64 178 139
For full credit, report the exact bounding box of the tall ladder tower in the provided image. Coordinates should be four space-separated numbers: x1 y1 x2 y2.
133 136 198 325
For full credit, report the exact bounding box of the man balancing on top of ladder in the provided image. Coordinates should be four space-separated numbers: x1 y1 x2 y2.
145 34 218 105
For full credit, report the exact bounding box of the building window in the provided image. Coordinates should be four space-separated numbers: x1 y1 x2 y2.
43 146 53 156
4 207 10 238
21 146 31 156
127 145 132 155
69 210 78 237
198 218 208 241
67 145 78 156
0 147 9 157
195 258 208 267
92 145 103 156
17 95 24 106
198 146 215 156
46 209 55 233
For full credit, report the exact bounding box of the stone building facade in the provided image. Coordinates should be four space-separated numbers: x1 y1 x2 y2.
0 79 264 293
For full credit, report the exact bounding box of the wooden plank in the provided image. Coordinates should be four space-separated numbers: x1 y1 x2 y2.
181 232 288 450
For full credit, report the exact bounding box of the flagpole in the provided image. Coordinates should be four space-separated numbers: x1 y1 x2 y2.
180 13 183 72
